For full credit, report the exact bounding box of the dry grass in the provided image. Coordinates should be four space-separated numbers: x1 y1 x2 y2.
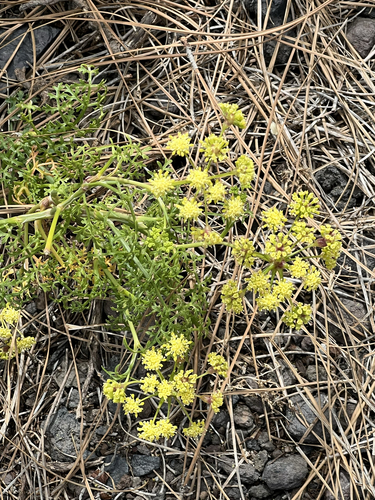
1 0 375 498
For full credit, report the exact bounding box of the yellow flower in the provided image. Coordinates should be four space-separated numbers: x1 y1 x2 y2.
200 134 229 162
219 103 246 129
16 337 36 351
0 327 12 340
191 227 223 246
176 198 203 221
232 238 255 268
257 293 281 312
235 155 255 187
138 419 177 442
318 224 342 270
164 332 191 361
123 394 144 417
157 419 177 438
291 220 315 245
272 279 294 301
140 374 159 394
288 257 309 278
157 380 174 400
283 303 312 329
103 380 127 403
166 132 191 157
246 271 270 296
186 168 211 191
211 391 224 413
265 233 293 261
208 353 228 377
174 370 197 405
221 280 243 314
0 306 20 325
183 420 205 438
142 347 165 371
222 196 245 220
262 207 287 232
303 267 321 291
289 191 320 219
148 171 175 198
207 181 227 203
137 420 161 442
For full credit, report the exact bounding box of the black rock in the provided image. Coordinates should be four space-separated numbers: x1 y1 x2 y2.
45 406 89 461
246 438 261 451
315 166 363 210
253 450 269 472
220 459 260 485
233 404 254 429
131 455 160 476
347 18 375 58
104 455 129 485
286 394 337 445
248 484 272 499
242 0 296 64
325 470 351 500
262 454 308 490
212 410 230 429
0 26 61 79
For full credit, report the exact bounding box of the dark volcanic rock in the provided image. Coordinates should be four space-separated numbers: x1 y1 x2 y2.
315 166 363 209
104 455 129 485
0 26 60 79
45 407 89 461
243 0 296 64
262 454 308 490
286 394 337 444
131 455 161 476
347 18 375 58
220 459 260 485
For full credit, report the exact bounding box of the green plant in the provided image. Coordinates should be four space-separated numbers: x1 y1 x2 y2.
0 67 342 442
0 305 35 359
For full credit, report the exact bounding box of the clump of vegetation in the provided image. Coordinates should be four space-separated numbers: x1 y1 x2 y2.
0 66 341 442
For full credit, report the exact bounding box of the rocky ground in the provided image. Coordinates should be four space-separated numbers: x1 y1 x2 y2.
1 1 375 499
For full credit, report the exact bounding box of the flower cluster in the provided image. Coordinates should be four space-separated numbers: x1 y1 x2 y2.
219 103 246 129
103 333 227 442
148 171 175 198
223 193 342 330
0 306 35 360
166 132 191 156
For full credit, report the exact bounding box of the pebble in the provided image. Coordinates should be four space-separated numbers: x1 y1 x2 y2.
233 404 254 429
131 455 161 476
286 393 336 444
220 459 260 485
262 454 308 490
248 484 272 499
347 18 375 58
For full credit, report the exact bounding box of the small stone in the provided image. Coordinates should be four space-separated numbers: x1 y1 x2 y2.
220 460 260 485
253 450 268 472
243 395 264 414
260 441 275 452
25 302 37 315
262 455 308 490
131 455 160 476
325 470 351 500
212 411 230 429
347 18 375 58
96 425 109 436
306 365 328 382
286 394 337 444
0 26 61 79
45 407 89 462
272 449 283 459
248 484 272 499
246 438 260 451
234 404 254 429
301 337 314 352
104 455 129 485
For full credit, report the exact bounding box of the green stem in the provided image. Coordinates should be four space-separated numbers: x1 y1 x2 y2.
44 206 62 255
